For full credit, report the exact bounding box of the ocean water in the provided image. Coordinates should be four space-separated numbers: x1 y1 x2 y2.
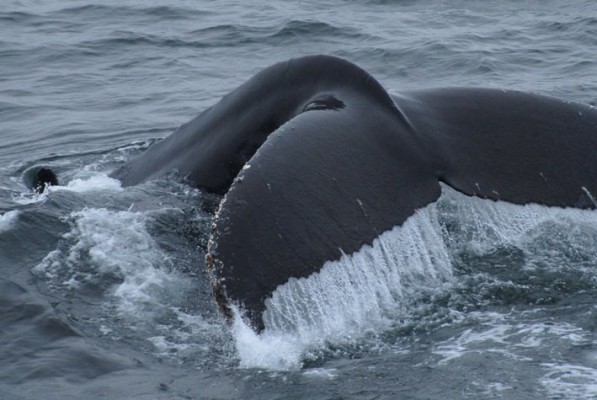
1 1 596 399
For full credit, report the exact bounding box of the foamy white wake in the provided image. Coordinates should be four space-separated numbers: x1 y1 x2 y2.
34 207 177 311
55 174 124 193
0 210 20 233
14 174 122 204
34 198 221 360
25 168 225 360
432 310 590 365
541 362 597 400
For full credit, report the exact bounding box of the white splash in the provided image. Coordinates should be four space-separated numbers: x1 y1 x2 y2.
232 307 305 371
432 311 589 365
54 174 123 193
232 186 597 370
14 174 122 204
234 204 453 370
437 187 597 256
35 207 175 310
0 210 20 233
541 363 597 400
34 206 221 359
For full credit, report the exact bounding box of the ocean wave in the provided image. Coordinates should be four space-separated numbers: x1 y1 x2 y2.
0 11 42 24
55 4 212 21
65 20 369 51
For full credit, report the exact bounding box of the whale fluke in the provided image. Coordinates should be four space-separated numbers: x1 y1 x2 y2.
111 55 597 331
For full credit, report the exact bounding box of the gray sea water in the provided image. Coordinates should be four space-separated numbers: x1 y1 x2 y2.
1 1 596 399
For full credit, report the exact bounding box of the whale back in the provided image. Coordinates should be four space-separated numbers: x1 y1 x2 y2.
110 55 397 194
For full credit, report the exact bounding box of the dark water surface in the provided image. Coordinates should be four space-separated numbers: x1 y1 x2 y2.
1 1 596 399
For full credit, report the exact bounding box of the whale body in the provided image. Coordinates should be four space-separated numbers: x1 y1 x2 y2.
110 55 597 331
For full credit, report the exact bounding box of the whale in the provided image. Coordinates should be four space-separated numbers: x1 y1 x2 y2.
109 55 597 331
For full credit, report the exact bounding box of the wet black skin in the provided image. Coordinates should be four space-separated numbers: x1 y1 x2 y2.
110 55 597 331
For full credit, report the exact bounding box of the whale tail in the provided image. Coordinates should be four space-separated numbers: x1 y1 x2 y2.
108 55 597 332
